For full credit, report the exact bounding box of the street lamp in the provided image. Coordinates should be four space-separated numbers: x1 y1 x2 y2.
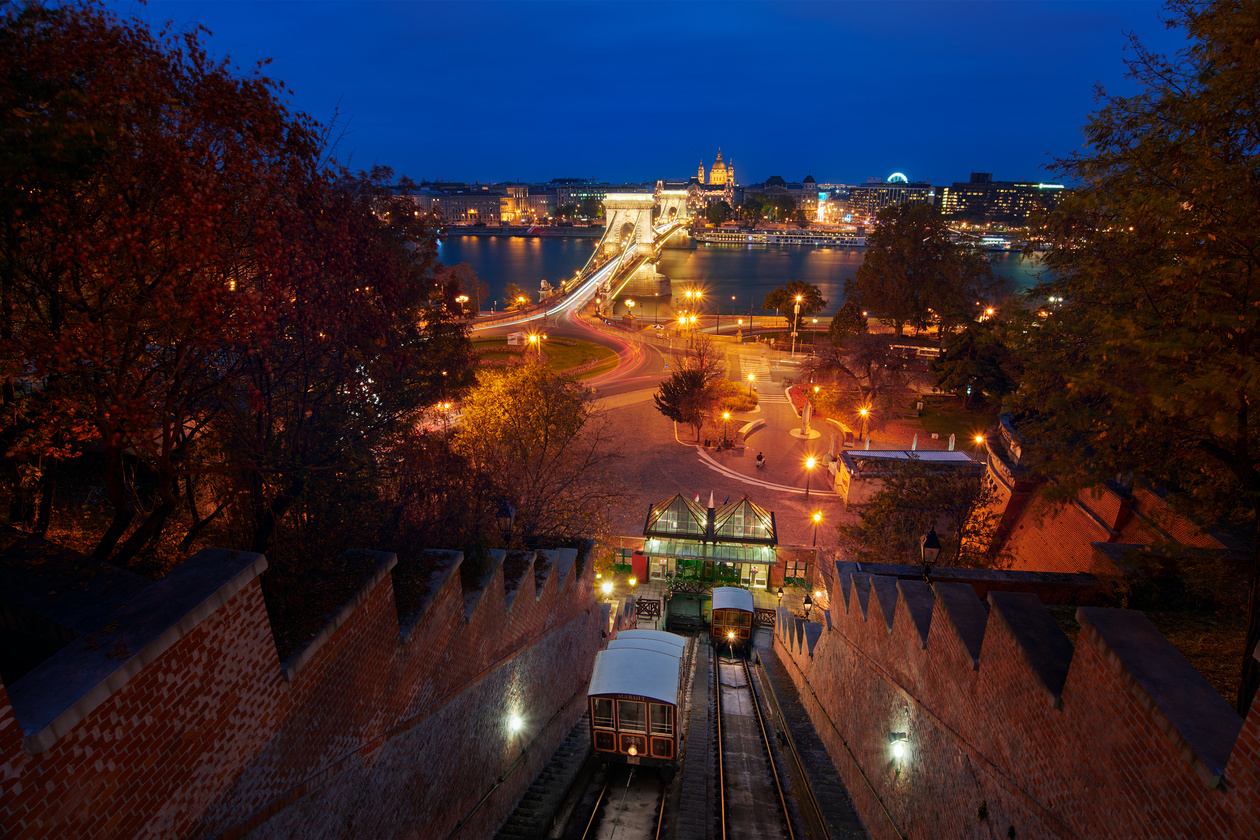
496 501 516 545
747 373 755 396
791 294 802 357
626 298 635 319
722 411 730 446
777 586 784 602
812 510 822 546
921 527 942 579
803 592 813 618
859 405 870 443
804 455 816 499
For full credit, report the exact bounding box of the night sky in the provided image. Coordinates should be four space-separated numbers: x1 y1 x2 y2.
128 1 1187 187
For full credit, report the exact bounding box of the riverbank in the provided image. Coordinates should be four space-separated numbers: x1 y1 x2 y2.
443 225 604 239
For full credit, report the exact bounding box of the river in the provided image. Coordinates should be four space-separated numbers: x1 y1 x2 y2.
435 235 1052 316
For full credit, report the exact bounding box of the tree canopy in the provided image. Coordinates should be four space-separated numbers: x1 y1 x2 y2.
838 456 1004 568
1015 0 1260 712
704 200 732 226
456 363 622 549
0 2 476 565
763 281 827 319
853 202 995 337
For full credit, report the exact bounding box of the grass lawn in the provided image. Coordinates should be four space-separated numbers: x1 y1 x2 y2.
915 395 998 443
473 337 617 378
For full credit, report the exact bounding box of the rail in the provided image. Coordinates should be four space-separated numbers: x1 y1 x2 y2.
743 655 794 840
716 649 794 840
752 653 830 840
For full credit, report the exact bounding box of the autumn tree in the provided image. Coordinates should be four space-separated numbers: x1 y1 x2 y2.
0 3 478 565
505 282 529 309
455 363 624 549
1016 0 1260 712
854 202 995 338
0 2 326 561
653 368 710 442
838 456 1005 568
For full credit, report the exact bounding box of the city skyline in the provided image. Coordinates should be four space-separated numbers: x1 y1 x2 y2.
131 0 1188 187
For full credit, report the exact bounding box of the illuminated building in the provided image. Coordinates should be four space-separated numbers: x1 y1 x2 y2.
846 173 934 222
936 172 1065 224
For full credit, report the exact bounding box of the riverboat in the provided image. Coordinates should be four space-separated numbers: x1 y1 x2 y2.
693 228 866 247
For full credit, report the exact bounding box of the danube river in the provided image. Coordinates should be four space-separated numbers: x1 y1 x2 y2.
435 235 1051 316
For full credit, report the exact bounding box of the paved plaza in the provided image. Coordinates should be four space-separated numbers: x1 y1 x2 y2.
598 339 932 551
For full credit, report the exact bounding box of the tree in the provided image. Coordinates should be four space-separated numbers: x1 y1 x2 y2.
705 200 732 226
0 4 479 566
740 195 768 225
763 281 827 319
578 196 603 221
838 456 1006 568
455 364 623 549
828 294 869 348
853 202 995 338
931 323 1016 410
0 2 325 561
505 282 529 309
555 203 576 219
1015 0 1260 713
653 368 711 442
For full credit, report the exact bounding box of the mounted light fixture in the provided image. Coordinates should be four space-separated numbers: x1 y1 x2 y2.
802 593 813 618
888 731 908 760
921 527 942 579
496 501 516 545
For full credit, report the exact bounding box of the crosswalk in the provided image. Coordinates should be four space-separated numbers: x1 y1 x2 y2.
741 357 790 403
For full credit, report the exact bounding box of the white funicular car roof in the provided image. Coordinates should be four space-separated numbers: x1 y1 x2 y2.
711 586 754 612
615 629 687 652
588 648 681 705
608 637 685 658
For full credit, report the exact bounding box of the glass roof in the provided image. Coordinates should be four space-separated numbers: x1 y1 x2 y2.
642 494 777 547
644 494 709 540
643 538 778 565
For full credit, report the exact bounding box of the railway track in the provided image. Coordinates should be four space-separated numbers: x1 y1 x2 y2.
569 765 666 840
716 650 794 840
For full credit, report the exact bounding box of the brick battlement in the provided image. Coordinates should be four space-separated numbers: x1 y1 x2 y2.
775 561 1260 839
0 541 601 839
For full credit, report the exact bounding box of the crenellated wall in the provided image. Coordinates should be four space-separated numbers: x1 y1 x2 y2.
0 543 601 839
775 561 1260 839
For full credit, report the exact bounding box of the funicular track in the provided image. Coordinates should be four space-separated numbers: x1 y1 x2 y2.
715 648 794 840
564 635 701 840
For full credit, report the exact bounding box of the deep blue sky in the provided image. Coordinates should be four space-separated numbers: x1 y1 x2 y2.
126 1 1188 187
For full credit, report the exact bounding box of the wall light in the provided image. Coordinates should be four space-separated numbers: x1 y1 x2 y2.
510 714 523 733
888 731 908 760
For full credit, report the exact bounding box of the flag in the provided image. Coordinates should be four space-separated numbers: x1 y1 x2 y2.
694 492 700 502
723 495 730 505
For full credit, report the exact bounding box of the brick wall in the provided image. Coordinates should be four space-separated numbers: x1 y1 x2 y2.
775 561 1259 839
0 544 600 839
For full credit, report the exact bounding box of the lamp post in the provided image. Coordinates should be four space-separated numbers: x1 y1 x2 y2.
626 299 635 323
747 373 755 397
722 411 730 446
790 295 802 357
812 510 822 546
859 405 870 443
496 501 516 547
804 455 816 500
921 527 942 580
803 593 813 619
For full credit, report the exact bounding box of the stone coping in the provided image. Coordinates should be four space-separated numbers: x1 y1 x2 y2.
9 548 266 754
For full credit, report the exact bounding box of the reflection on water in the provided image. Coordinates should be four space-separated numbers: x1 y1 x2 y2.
436 236 1052 316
